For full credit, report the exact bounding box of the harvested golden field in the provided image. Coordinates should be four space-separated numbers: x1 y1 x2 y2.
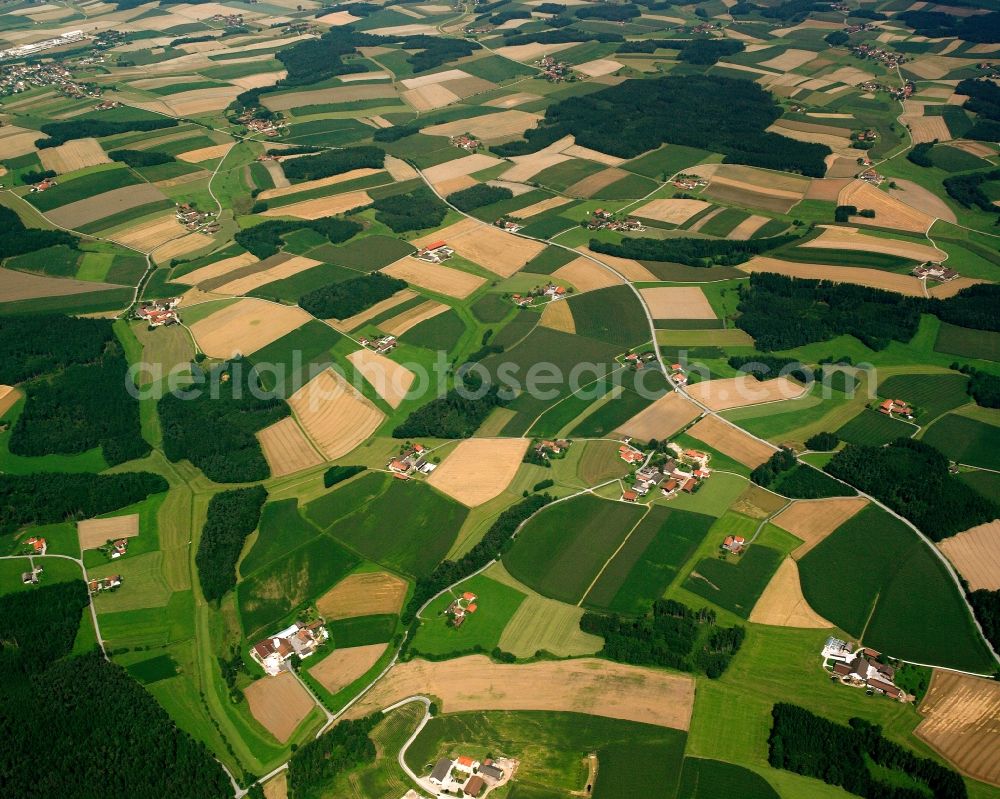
230 70 288 90
244 672 314 743
331 288 417 330
749 557 832 628
153 232 214 264
0 268 123 301
188 298 311 358
316 8 359 24
412 218 544 277
561 143 624 166
177 143 232 163
929 277 987 299
502 135 575 182
640 287 715 319
686 415 774 468
164 86 242 116
401 68 473 88
493 41 580 62
575 246 658 281
510 195 571 218
261 190 371 221
344 655 695 730
433 175 478 197
309 643 388 695
951 140 996 159
774 497 868 558
382 257 486 299
802 226 944 262
0 125 42 157
687 375 806 411
887 178 957 223
212 255 322 296
0 385 21 416
614 391 701 441
379 299 449 336
759 47 817 71
904 113 952 144
262 772 287 799
257 417 324 478
384 155 418 182
175 251 259 286
484 91 543 108
258 168 381 200
917 671 1000 787
108 213 189 251
263 84 395 111
574 58 624 77
727 214 771 240
540 299 575 333
401 83 461 111
346 348 415 409
37 137 110 173
289 368 384 460
422 153 502 185
46 184 167 229
551 256 622 292
565 167 629 198
428 438 529 507
905 54 969 80
806 177 855 201
740 256 928 297
422 110 543 141
77 513 140 551
634 198 712 224
939 520 1000 591
838 180 935 233
315 571 408 620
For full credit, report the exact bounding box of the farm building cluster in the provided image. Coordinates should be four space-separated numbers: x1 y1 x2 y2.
821 637 907 701
445 590 478 628
586 209 645 232
858 168 886 186
536 55 571 82
0 30 87 62
877 397 914 419
359 333 398 354
450 134 481 152
912 262 959 283
722 535 746 554
89 575 122 595
236 109 286 137
135 297 181 327
250 620 329 676
21 565 43 585
176 203 219 233
387 442 435 476
532 438 570 461
850 43 908 71
510 283 567 307
623 351 663 372
23 536 47 556
416 241 454 263
673 174 708 190
428 754 513 797
493 217 523 233
98 538 129 560
623 442 711 502
856 75 915 101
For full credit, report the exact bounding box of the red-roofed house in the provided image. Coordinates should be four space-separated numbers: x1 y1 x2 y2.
462 591 477 601
622 489 638 502
454 756 480 774
723 535 746 553
27 537 47 556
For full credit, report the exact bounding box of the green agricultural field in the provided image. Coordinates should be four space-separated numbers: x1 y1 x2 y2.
570 374 669 439
26 166 140 211
921 413 1000 471
625 144 714 179
98 590 195 650
678 758 779 799
523 247 578 275
835 409 915 447
683 543 783 619
325 477 469 578
567 285 649 348
326 613 397 648
798 505 994 672
125 653 180 685
304 471 390 529
411 573 526 657
310 235 413 272
876 372 969 422
533 159 606 192
471 293 514 324
929 144 989 172
584 506 716 614
593 172 660 200
5 244 81 277
503 495 645 605
934 321 1000 362
247 263 359 304
401 309 467 352
247 321 341 398
404 711 686 799
240 499 322 578
960 469 1000 503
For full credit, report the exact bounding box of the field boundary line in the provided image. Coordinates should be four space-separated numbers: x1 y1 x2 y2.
578 504 651 607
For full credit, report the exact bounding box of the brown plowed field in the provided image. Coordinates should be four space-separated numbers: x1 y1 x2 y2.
309 643 388 695
343 655 695 730
774 497 868 558
806 178 854 201
687 375 806 410
412 219 544 277
382 257 486 299
244 672 315 743
540 300 575 333
916 670 1000 787
0 268 124 301
401 83 460 112
551 257 621 292
315 571 408 619
176 252 259 286
189 298 311 358
614 391 701 441
257 417 324 478
346 348 415 409
564 167 629 199
428 438 529 507
380 299 449 336
749 557 833 628
289 368 384 460
939 520 1000 591
887 178 957 223
37 137 111 173
838 180 935 233
640 287 715 319
685 415 774 468
77 514 140 551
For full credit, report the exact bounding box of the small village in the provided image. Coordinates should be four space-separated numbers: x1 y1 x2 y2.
535 54 572 82
821 637 908 702
135 297 181 328
176 202 220 233
672 173 709 191
620 439 712 502
850 42 908 71
450 134 481 152
585 208 645 232
427 753 515 797
913 262 959 283
250 617 330 676
236 108 287 138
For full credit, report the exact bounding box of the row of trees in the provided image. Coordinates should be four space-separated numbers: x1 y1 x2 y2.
727 355 814 383
35 118 177 148
0 206 79 260
159 360 289 483
372 186 447 232
196 486 268 603
750 446 796 488
769 704 967 799
401 493 551 623
493 75 829 175
967 589 1000 656
589 232 799 267
323 464 366 488
234 216 362 258
299 271 407 319
824 438 1000 541
281 146 384 182
580 599 745 678
0 471 167 535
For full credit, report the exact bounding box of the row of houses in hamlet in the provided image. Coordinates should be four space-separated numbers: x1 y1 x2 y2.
586 209 645 232
429 754 511 797
250 620 329 676
621 442 712 501
135 297 180 327
89 575 122 594
511 283 567 307
821 637 907 701
387 442 435 477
